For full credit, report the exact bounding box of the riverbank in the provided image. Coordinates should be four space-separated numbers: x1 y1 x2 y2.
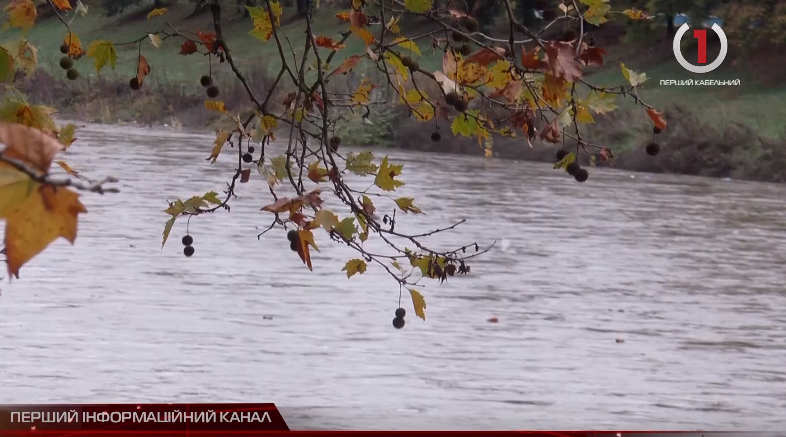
5 3 786 182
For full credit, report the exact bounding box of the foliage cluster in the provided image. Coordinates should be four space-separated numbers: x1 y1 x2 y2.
0 0 668 325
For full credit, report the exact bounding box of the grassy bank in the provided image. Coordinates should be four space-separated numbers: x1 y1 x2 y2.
4 2 786 182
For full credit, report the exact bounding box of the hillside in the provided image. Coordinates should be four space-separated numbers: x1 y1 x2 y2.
3 2 786 181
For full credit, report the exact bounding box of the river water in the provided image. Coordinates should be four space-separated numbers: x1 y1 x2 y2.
1 124 785 431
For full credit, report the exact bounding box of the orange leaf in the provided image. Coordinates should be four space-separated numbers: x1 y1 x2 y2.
336 11 350 22
580 46 607 67
0 122 64 173
329 55 363 77
464 47 505 67
315 36 345 50
136 55 150 85
646 108 667 130
350 26 374 46
4 184 87 278
64 33 86 58
521 46 542 70
543 41 582 82
179 40 198 55
295 229 318 271
197 29 221 52
51 0 72 11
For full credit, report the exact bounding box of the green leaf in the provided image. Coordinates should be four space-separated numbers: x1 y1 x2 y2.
202 191 221 205
86 40 118 73
583 1 610 25
374 157 404 191
0 47 13 83
58 123 76 146
270 155 289 181
342 259 367 278
335 217 357 240
404 0 433 13
314 209 339 232
355 212 369 242
553 151 576 170
621 62 647 87
409 288 427 320
345 151 377 176
394 197 422 214
583 90 617 114
162 217 176 248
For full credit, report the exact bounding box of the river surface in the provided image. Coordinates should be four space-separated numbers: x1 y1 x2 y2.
1 124 785 431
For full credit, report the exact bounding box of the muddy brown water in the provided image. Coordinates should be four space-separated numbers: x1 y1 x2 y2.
1 124 785 430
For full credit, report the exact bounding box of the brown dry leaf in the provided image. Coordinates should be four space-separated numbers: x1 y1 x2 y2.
646 108 667 130
296 229 319 271
599 147 614 163
136 55 150 85
179 40 198 55
464 47 505 67
349 8 368 28
580 46 607 67
328 55 363 77
443 50 458 78
207 130 230 164
539 118 561 143
521 46 542 70
493 80 522 103
541 73 569 107
543 41 583 82
0 122 64 173
366 46 379 62
315 36 345 50
240 168 251 183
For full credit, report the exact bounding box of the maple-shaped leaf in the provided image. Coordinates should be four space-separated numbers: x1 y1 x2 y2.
521 47 542 70
336 11 350 22
580 46 606 66
345 151 377 175
342 259 367 278
206 130 230 164
315 36 345 50
451 110 485 139
334 217 357 241
4 0 37 30
583 0 610 25
313 209 339 232
541 73 569 107
394 197 422 214
351 78 376 105
205 100 227 113
247 3 282 41
543 42 582 82
464 47 505 67
583 90 617 114
621 62 647 87
86 40 118 74
553 151 575 170
409 289 427 320
179 40 198 55
492 80 522 103
136 55 150 86
329 55 363 78
57 123 76 148
197 29 220 52
374 157 404 191
295 229 318 271
646 108 667 130
540 118 561 143
147 7 167 19
3 184 87 278
63 33 86 58
307 160 328 183
0 122 63 173
404 0 433 13
622 8 650 20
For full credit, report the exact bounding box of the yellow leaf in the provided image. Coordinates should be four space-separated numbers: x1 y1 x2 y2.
351 78 376 105
148 34 162 49
4 184 87 278
384 52 409 81
0 161 35 219
247 3 282 41
313 209 339 232
456 60 488 85
553 151 576 170
412 101 434 121
207 130 230 164
296 229 318 271
0 100 57 132
404 0 432 13
205 100 227 113
55 160 80 178
0 47 14 83
51 0 72 10
350 26 375 46
620 62 647 87
394 197 422 213
86 40 118 73
391 37 420 56
574 105 595 124
57 123 76 148
342 259 367 278
147 7 168 19
15 39 37 78
622 8 649 20
374 157 404 191
3 0 37 31
408 288 426 320
161 217 176 248
64 33 85 58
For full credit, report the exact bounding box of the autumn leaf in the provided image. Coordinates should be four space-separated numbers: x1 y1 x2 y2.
0 122 63 173
86 40 118 73
580 46 606 66
442 50 458 78
541 73 569 107
147 7 167 19
344 151 376 176
315 36 345 50
543 41 582 82
374 157 404 191
583 90 617 114
349 8 367 28
0 100 57 132
646 108 667 130
335 11 350 22
15 39 37 78
64 33 85 58
464 47 505 67
3 184 86 278
391 37 420 56
540 118 561 143
148 34 162 49
0 162 34 218
622 8 649 20
583 0 610 25
313 209 339 232
57 123 76 148
136 55 150 85
621 62 647 87
404 0 432 13
197 29 220 52
394 197 422 214
4 0 37 30
307 160 328 183
51 0 72 11
329 55 363 78
361 195 375 215
296 229 318 271
342 259 367 278
409 289 426 320
521 47 542 70
0 47 14 83
179 40 198 55
247 3 282 41
350 26 375 46
207 130 230 164
553 151 576 169
55 160 85 181
351 78 376 105
205 100 227 113
385 52 409 81
334 217 357 240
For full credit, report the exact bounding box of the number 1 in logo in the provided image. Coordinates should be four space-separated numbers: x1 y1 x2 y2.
694 29 707 64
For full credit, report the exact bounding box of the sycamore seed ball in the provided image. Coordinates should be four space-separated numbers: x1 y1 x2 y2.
60 56 73 70
543 8 558 21
184 246 195 257
395 308 406 318
646 142 660 156
60 44 69 54
566 161 581 176
574 168 589 182
200 75 213 87
287 230 298 242
392 317 405 329
431 131 441 142
66 68 79 81
459 44 472 56
556 149 568 161
463 16 479 33
534 0 548 9
129 77 140 90
453 98 468 112
206 86 220 98
182 235 193 246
